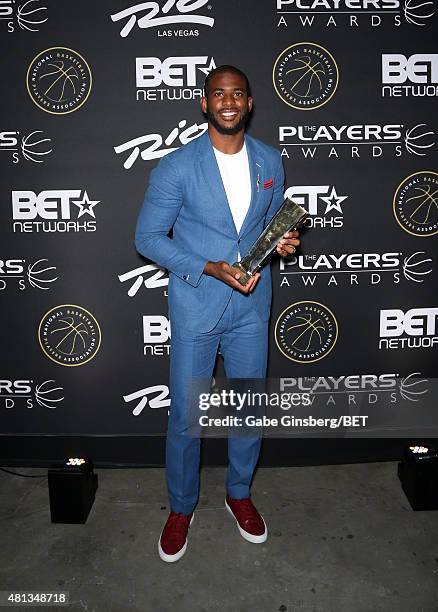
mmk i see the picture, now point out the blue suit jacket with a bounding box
[134,131,285,332]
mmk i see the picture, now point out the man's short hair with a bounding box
[204,65,251,97]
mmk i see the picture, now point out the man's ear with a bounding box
[200,96,207,114]
[248,96,253,112]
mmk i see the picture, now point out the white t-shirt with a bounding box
[213,143,251,235]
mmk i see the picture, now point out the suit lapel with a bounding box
[238,134,264,238]
[198,132,264,239]
[199,133,238,238]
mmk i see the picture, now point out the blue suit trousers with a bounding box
[166,289,269,515]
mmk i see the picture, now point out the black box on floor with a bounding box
[48,460,98,524]
[398,445,438,511]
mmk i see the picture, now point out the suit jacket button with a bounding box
[237,239,241,244]
[183,275,187,280]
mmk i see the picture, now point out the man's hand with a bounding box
[276,230,300,257]
[203,261,260,294]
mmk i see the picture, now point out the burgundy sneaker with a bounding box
[158,511,194,562]
[225,495,267,543]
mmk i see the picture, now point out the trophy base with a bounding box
[230,262,253,286]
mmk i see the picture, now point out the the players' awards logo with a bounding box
[0,257,58,291]
[38,305,101,366]
[393,171,438,237]
[0,378,64,410]
[273,43,338,110]
[26,47,92,115]
[1,129,53,164]
[275,301,338,363]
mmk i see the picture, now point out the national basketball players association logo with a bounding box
[26,47,92,115]
[273,43,338,110]
[393,171,438,237]
[275,301,338,363]
[38,305,101,366]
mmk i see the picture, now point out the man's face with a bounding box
[201,71,252,135]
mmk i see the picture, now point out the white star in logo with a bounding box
[198,58,216,78]
[320,186,348,215]
[72,191,100,218]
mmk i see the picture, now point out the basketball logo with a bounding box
[26,47,92,115]
[17,0,48,32]
[38,305,101,366]
[275,301,338,363]
[273,43,338,110]
[27,258,58,290]
[393,171,438,237]
[20,130,52,163]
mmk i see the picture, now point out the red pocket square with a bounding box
[263,179,273,189]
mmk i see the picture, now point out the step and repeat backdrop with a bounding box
[1,0,437,463]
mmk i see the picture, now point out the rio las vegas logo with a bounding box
[275,0,436,27]
[110,0,214,37]
[119,263,169,296]
[114,118,207,169]
[118,264,169,297]
[123,385,170,416]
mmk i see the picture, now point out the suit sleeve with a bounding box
[134,154,207,288]
[264,152,285,228]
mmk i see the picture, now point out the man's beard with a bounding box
[206,106,250,135]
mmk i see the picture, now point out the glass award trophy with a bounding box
[231,197,308,286]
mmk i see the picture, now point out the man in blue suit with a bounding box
[135,65,300,562]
